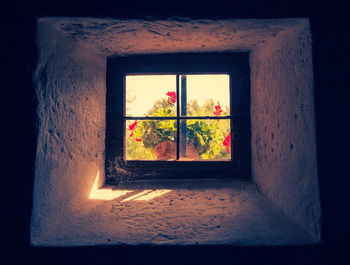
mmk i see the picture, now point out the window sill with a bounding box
[33,177,316,246]
[105,177,248,189]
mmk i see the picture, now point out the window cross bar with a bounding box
[124,116,234,120]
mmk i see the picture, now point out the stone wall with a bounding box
[250,22,321,240]
[30,17,321,245]
[31,20,106,244]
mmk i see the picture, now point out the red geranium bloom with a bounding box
[129,131,134,137]
[223,132,231,153]
[136,138,142,142]
[214,105,223,116]
[129,121,138,131]
[166,91,176,104]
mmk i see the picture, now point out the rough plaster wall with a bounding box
[250,22,321,240]
[46,17,305,56]
[31,20,106,243]
[31,179,314,246]
[31,17,320,246]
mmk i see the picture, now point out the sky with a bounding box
[125,74,230,116]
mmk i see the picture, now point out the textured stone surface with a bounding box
[250,22,321,240]
[31,17,320,246]
[31,20,106,241]
[46,17,305,56]
[32,179,314,246]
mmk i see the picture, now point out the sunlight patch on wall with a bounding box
[89,171,133,200]
[121,190,153,202]
[134,189,172,201]
[89,171,172,202]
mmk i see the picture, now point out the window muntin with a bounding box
[125,74,232,161]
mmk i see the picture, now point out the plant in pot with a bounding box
[128,91,231,160]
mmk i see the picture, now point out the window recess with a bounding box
[106,53,251,182]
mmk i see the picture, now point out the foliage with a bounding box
[127,92,231,160]
[132,98,177,149]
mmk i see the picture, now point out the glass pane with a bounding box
[180,74,230,117]
[126,119,177,160]
[126,75,177,117]
[179,119,231,160]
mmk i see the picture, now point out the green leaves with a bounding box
[127,97,231,160]
[133,118,177,149]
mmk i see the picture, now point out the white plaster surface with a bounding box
[31,17,320,246]
[33,177,314,246]
[47,17,305,56]
[250,22,321,240]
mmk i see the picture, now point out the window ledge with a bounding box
[32,178,316,246]
[107,178,249,189]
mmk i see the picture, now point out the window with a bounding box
[125,74,231,161]
[106,53,251,182]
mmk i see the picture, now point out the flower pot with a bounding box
[154,140,198,160]
[184,141,198,159]
[154,141,176,160]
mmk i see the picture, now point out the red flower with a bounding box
[129,131,134,137]
[166,91,176,104]
[213,105,222,116]
[136,138,142,142]
[129,121,138,131]
[223,133,231,153]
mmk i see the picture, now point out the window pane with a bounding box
[179,119,231,160]
[181,74,230,117]
[125,75,177,117]
[126,120,177,160]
